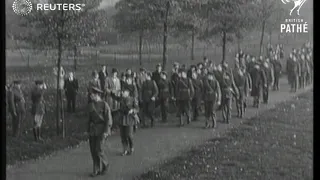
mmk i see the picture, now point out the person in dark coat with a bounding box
[64,72,79,112]
[175,69,194,126]
[111,88,138,156]
[88,71,101,104]
[271,56,282,91]
[31,80,47,141]
[170,63,180,115]
[250,65,267,108]
[203,72,221,128]
[152,64,162,87]
[220,71,237,123]
[141,72,159,127]
[157,71,171,123]
[299,54,307,89]
[190,71,203,121]
[8,80,26,137]
[98,65,108,91]
[261,62,272,104]
[286,54,299,92]
[87,87,112,177]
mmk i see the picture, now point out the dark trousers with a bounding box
[66,94,76,112]
[204,101,217,125]
[178,100,191,125]
[11,111,25,137]
[222,97,232,123]
[299,73,306,89]
[262,86,269,103]
[111,111,120,130]
[89,135,108,173]
[192,98,201,121]
[119,125,134,151]
[142,101,155,126]
[290,75,299,92]
[273,72,280,90]
[159,98,169,122]
[236,92,245,117]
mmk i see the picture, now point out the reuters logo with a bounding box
[12,0,33,16]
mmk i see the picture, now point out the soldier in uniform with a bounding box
[287,55,299,92]
[261,61,272,104]
[141,72,158,127]
[99,65,108,91]
[299,54,307,89]
[220,70,237,123]
[87,87,112,177]
[88,71,101,104]
[158,71,171,123]
[64,72,79,113]
[190,71,203,121]
[250,65,266,108]
[175,69,194,126]
[8,80,26,137]
[203,72,221,128]
[152,64,162,87]
[111,88,138,156]
[31,80,47,141]
[271,55,282,91]
[233,68,250,118]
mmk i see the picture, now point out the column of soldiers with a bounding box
[6,41,312,177]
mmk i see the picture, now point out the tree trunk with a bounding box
[56,38,62,136]
[259,20,266,56]
[222,31,227,63]
[191,29,195,60]
[73,45,77,71]
[139,30,143,66]
[162,1,170,70]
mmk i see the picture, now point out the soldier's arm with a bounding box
[152,80,159,98]
[104,103,113,133]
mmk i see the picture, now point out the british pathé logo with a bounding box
[281,0,307,16]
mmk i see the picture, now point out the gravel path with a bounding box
[6,78,312,180]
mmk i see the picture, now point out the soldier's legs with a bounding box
[226,98,232,122]
[204,101,212,128]
[160,98,168,122]
[236,100,241,117]
[263,87,269,103]
[178,100,185,126]
[119,125,129,155]
[192,98,200,121]
[185,100,192,124]
[34,114,44,141]
[147,101,155,127]
[95,135,109,172]
[294,75,298,92]
[126,125,134,154]
[89,136,99,173]
[66,95,72,112]
[211,110,217,128]
[71,94,76,112]
[274,73,280,90]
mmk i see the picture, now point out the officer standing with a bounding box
[141,72,158,127]
[31,80,47,141]
[271,55,282,91]
[220,70,236,123]
[190,71,203,121]
[233,69,250,118]
[203,72,221,128]
[158,71,171,123]
[261,61,272,104]
[8,80,26,137]
[175,69,194,126]
[87,87,112,177]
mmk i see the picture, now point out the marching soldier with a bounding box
[111,88,138,156]
[271,55,282,91]
[87,87,112,177]
[8,80,26,137]
[190,71,203,121]
[141,72,158,127]
[158,71,171,123]
[31,80,47,141]
[88,71,101,104]
[220,70,237,123]
[287,55,299,92]
[261,61,272,104]
[203,72,221,128]
[299,54,307,89]
[175,69,194,126]
[64,72,79,113]
[233,68,250,118]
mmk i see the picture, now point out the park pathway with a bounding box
[6,78,312,180]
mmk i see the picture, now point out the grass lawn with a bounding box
[136,91,313,180]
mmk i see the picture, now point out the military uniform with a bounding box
[141,78,158,127]
[158,73,171,122]
[261,64,272,103]
[233,70,250,118]
[271,59,282,91]
[286,58,299,92]
[175,72,194,126]
[220,72,236,123]
[250,66,266,108]
[31,80,47,141]
[87,87,112,177]
[191,75,203,121]
[203,75,221,128]
[8,81,26,137]
[299,57,307,89]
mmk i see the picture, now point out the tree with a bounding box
[199,0,256,63]
[113,0,157,66]
[19,0,102,137]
